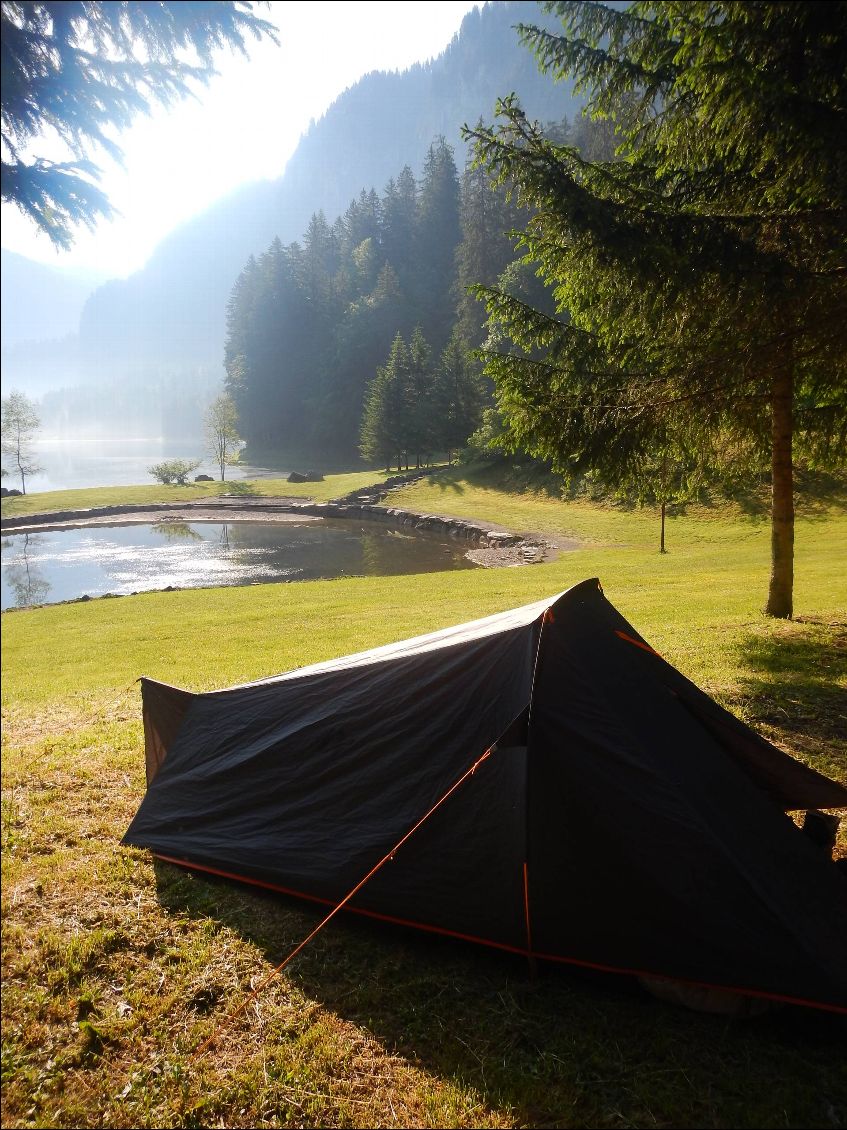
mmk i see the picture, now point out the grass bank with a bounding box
[2,469,846,1128]
[0,469,388,519]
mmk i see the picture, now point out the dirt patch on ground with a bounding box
[465,534,581,568]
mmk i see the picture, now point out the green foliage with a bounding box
[1,2,277,249]
[204,393,243,482]
[433,332,485,462]
[225,142,466,460]
[360,328,482,469]
[224,115,621,466]
[466,0,847,617]
[454,127,531,355]
[360,332,412,470]
[147,459,201,486]
[1,390,42,495]
[415,137,462,341]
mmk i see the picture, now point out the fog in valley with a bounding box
[1,2,576,491]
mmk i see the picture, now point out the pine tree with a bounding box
[432,331,485,464]
[2,2,276,248]
[381,167,418,300]
[454,133,526,352]
[406,327,435,467]
[360,333,411,471]
[416,137,461,348]
[224,254,262,437]
[467,0,847,617]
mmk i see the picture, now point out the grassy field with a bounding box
[2,468,846,1128]
[0,469,389,519]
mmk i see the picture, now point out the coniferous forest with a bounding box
[223,121,609,466]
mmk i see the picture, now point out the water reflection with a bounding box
[151,521,203,542]
[0,520,477,609]
[2,532,52,608]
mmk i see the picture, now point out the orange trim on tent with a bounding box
[153,851,531,958]
[154,852,847,1016]
[614,629,663,658]
[522,861,533,954]
[531,949,847,1016]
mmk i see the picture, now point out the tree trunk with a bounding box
[765,362,794,618]
[658,449,667,553]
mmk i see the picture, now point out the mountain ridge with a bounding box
[78,1,576,375]
[4,1,578,406]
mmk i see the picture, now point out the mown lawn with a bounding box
[0,469,389,519]
[2,470,846,1128]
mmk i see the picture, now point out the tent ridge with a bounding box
[125,578,847,1014]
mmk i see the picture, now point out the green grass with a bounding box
[0,469,391,519]
[2,469,846,1128]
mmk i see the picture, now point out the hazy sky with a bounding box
[1,1,481,279]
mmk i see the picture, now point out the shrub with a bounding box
[148,459,201,485]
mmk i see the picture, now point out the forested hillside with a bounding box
[4,2,585,450]
[224,113,611,463]
[77,2,576,382]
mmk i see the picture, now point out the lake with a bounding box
[16,436,286,494]
[1,519,479,609]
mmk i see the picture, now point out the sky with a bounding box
[1,1,481,279]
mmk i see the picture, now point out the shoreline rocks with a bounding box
[0,468,554,567]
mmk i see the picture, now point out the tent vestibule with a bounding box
[124,579,847,1013]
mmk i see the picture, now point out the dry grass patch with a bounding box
[1,698,511,1129]
[3,479,847,1127]
[3,684,847,1128]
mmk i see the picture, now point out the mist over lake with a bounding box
[21,435,285,493]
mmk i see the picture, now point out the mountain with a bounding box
[1,249,105,349]
[0,250,109,400]
[78,1,579,378]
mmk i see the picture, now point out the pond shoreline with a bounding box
[1,474,567,580]
[1,476,573,610]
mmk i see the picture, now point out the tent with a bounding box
[124,578,847,1013]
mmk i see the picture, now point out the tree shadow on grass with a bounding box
[725,619,847,788]
[422,461,566,499]
[710,472,847,521]
[154,859,846,1129]
[222,480,260,496]
[422,467,466,494]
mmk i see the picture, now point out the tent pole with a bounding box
[193,744,496,1059]
[522,608,550,983]
[523,862,537,981]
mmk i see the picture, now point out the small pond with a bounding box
[1,519,479,610]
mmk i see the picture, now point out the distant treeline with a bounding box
[224,118,612,463]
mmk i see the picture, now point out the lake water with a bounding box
[1,520,478,609]
[14,436,286,494]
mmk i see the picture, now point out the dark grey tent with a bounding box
[124,578,847,1013]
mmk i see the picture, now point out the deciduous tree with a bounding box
[148,459,200,486]
[205,393,243,482]
[1,390,42,494]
